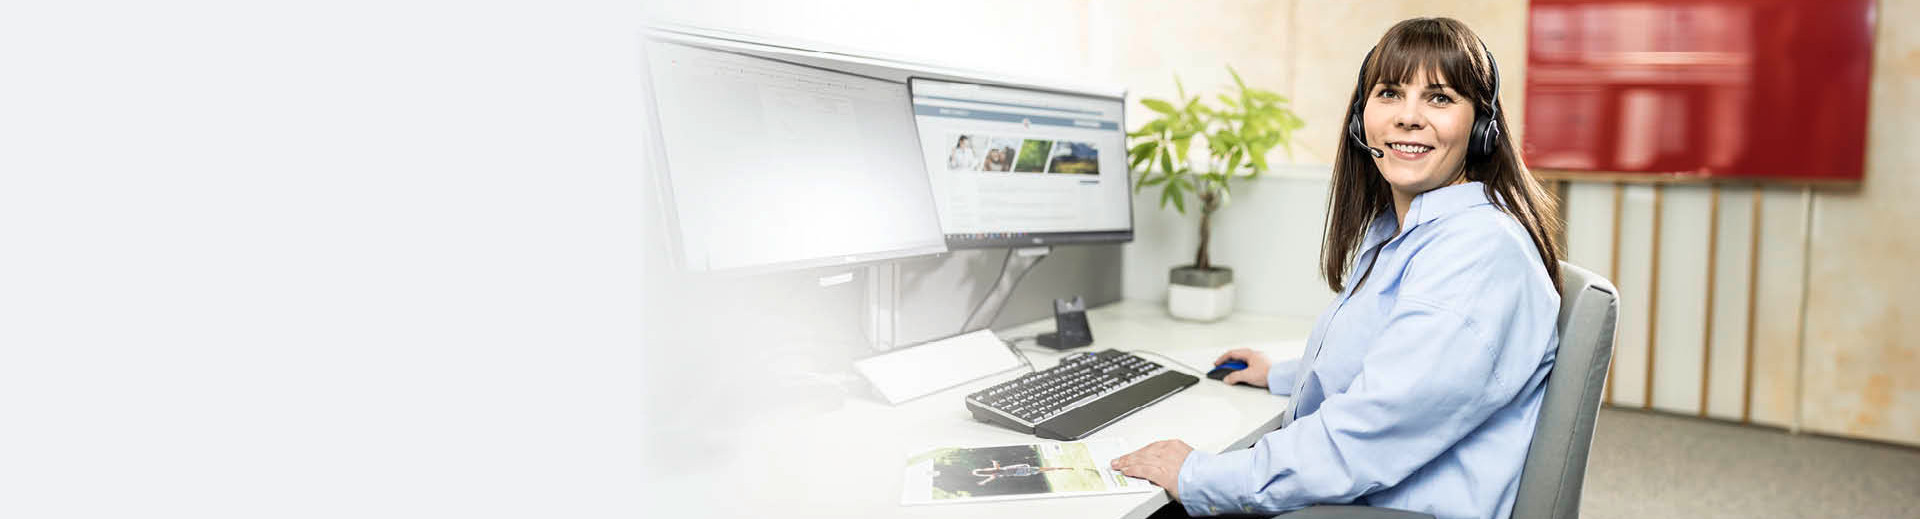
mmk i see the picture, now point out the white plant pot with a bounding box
[1168,282,1235,322]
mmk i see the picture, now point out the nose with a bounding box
[1392,101,1425,130]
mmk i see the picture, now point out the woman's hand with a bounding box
[1214,348,1272,387]
[1111,439,1194,499]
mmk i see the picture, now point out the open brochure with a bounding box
[901,438,1162,505]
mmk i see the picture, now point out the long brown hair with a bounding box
[1321,17,1563,292]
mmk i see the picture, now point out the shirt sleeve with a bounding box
[1175,228,1545,515]
[1265,358,1302,396]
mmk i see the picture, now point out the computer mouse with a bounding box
[1206,361,1248,381]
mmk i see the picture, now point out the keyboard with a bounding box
[965,349,1199,440]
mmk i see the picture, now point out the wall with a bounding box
[1096,0,1918,446]
[1548,0,1920,446]
[7,3,659,516]
[648,0,1919,446]
[1096,0,1530,316]
[1799,0,1920,446]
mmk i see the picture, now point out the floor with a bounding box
[1581,408,1920,518]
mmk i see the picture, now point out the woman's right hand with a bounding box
[1213,348,1272,387]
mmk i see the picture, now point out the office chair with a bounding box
[1270,262,1619,519]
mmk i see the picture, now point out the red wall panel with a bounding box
[1524,0,1877,183]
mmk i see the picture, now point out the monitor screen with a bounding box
[908,78,1132,248]
[645,39,948,273]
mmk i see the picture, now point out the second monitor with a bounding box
[909,78,1132,249]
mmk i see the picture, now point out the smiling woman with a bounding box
[1329,17,1562,293]
[1117,18,1570,519]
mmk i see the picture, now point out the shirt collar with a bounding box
[1362,181,1495,249]
[1405,181,1495,227]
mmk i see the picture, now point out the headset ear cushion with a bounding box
[1469,114,1495,158]
[1348,112,1363,145]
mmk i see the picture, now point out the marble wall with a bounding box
[1798,0,1920,446]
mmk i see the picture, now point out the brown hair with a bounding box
[1321,17,1563,292]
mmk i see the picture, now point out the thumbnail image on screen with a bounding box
[946,135,988,171]
[1046,141,1098,175]
[981,137,1019,172]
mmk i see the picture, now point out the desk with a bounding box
[652,300,1314,518]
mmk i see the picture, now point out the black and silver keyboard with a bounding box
[965,349,1199,440]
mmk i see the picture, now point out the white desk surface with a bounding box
[656,300,1314,518]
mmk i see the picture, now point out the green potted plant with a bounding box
[1128,67,1303,322]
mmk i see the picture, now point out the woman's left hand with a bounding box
[1111,439,1194,499]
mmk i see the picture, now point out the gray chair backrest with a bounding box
[1511,262,1618,519]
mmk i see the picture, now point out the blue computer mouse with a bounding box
[1207,361,1248,381]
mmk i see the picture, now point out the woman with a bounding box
[948,135,979,170]
[1112,18,1564,519]
[982,147,1009,172]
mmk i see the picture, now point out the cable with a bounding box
[960,249,1016,335]
[1001,334,1087,367]
[959,247,1049,335]
[999,337,1036,373]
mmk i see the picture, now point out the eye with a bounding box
[1427,93,1455,105]
[1376,87,1401,100]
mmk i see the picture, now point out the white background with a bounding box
[2,1,654,517]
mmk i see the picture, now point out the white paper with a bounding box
[855,329,1022,405]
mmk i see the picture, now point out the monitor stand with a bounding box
[959,246,1052,334]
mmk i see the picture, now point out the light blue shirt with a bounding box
[1177,182,1560,519]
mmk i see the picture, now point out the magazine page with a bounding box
[900,438,1161,505]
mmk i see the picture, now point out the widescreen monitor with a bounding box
[908,78,1132,249]
[644,37,948,273]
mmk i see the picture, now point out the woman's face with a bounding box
[1362,67,1475,196]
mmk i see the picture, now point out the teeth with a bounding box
[1390,143,1432,153]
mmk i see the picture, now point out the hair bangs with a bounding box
[1362,20,1491,104]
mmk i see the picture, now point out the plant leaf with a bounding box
[1168,177,1187,214]
[1134,167,1161,193]
[1215,93,1239,109]
[1128,141,1157,169]
[1211,130,1239,148]
[1142,98,1177,115]
[1138,171,1169,187]
[1161,176,1186,214]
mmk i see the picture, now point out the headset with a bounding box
[1346,40,1503,160]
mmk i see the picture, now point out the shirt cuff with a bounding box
[1177,449,1254,516]
[1266,358,1302,396]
